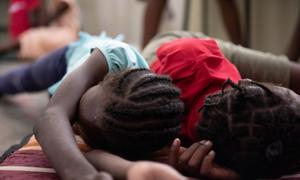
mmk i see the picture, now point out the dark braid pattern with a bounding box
[99,68,184,158]
[197,79,300,179]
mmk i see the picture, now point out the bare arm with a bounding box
[216,0,243,46]
[85,150,134,180]
[34,49,109,180]
[142,0,168,48]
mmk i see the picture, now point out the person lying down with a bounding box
[1,75,300,180]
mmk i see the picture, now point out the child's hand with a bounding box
[97,172,113,180]
[66,171,113,180]
[127,161,187,180]
[85,172,113,180]
[169,139,240,180]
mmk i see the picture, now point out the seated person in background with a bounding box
[1,0,80,60]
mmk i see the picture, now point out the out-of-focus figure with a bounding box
[141,0,244,48]
[1,0,81,60]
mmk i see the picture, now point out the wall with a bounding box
[77,0,185,49]
[188,0,299,55]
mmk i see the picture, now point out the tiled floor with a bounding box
[0,59,48,156]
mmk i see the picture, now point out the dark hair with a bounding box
[91,68,184,158]
[197,79,300,179]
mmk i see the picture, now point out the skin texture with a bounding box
[86,150,190,180]
[142,0,167,48]
[34,49,110,180]
[85,150,133,180]
[77,85,108,148]
[127,162,188,180]
[169,139,240,179]
[84,138,240,180]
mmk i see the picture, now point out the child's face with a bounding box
[77,84,109,148]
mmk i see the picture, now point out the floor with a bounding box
[0,59,48,157]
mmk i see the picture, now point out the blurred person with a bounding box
[141,0,244,48]
[0,0,80,60]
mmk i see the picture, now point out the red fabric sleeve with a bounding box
[151,38,241,143]
[26,0,41,11]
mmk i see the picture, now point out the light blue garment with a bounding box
[48,32,149,94]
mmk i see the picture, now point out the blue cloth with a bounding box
[0,46,68,94]
[48,32,149,94]
[0,32,149,95]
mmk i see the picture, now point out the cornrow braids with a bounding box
[197,79,300,179]
[99,68,184,158]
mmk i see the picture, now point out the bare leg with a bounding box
[216,0,244,46]
[286,14,300,62]
[142,0,168,48]
[289,61,300,94]
[0,41,20,56]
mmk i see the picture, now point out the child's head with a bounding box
[197,79,300,179]
[77,68,184,158]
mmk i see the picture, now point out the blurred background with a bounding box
[0,0,299,54]
[0,0,299,157]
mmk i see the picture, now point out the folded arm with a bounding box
[34,49,109,180]
[85,150,134,180]
[85,150,191,180]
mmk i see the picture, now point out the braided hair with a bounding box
[197,79,300,179]
[86,68,184,158]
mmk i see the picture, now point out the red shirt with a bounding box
[151,38,241,144]
[9,0,41,39]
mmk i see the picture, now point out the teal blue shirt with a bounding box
[48,32,149,94]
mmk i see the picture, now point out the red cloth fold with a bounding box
[151,38,241,143]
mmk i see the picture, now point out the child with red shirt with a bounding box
[151,38,241,145]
